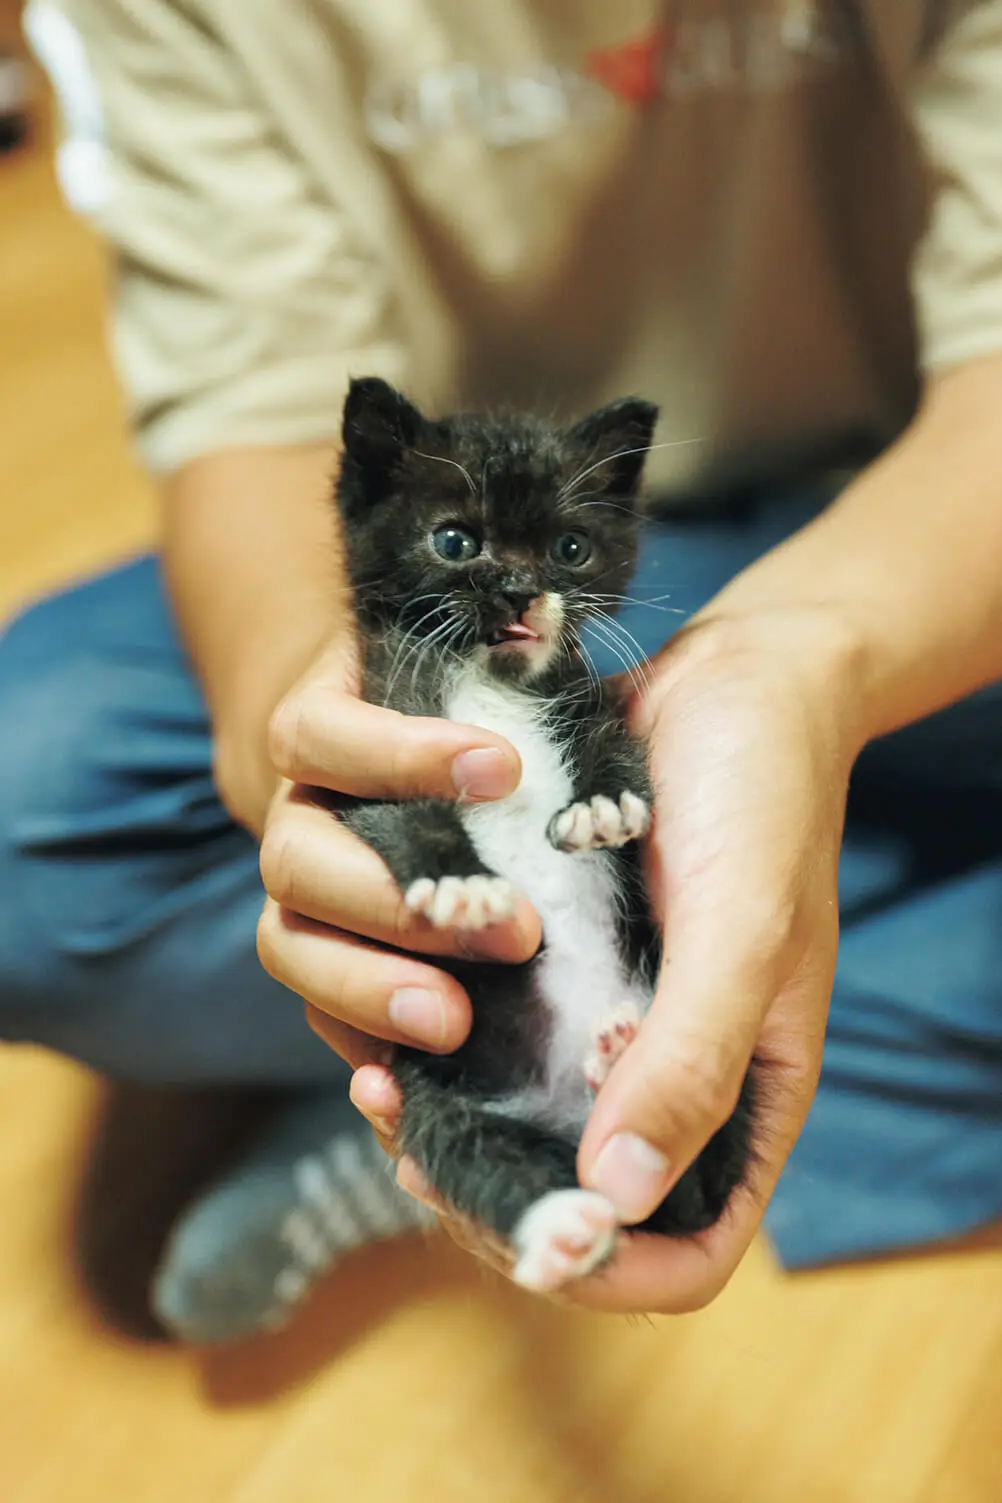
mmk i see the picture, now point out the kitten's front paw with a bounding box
[548,791,650,852]
[512,1189,618,1293]
[405,874,517,931]
[584,1001,642,1091]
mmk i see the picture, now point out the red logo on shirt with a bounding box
[584,26,670,106]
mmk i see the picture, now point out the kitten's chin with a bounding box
[479,636,558,681]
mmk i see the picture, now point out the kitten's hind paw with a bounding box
[404,874,517,931]
[584,1001,642,1091]
[512,1189,618,1293]
[548,791,650,852]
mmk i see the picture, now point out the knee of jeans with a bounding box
[0,647,95,984]
[0,606,163,1005]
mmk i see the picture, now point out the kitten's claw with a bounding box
[405,874,517,931]
[584,1001,642,1090]
[512,1190,618,1293]
[548,791,651,852]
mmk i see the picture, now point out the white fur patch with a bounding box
[445,667,652,1131]
[512,1189,618,1291]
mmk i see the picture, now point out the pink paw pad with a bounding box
[584,1002,641,1090]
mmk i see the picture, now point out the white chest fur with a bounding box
[445,668,651,1130]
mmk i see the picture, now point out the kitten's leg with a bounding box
[395,1061,618,1293]
[549,716,653,853]
[342,799,516,930]
[511,1190,619,1292]
[584,1001,642,1091]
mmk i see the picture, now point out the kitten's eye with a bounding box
[431,525,481,563]
[552,531,592,567]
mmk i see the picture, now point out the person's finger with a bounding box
[260,793,541,962]
[569,1029,822,1312]
[258,900,473,1051]
[350,1075,519,1273]
[347,1036,795,1313]
[348,1061,403,1148]
[269,685,521,802]
[305,1005,388,1071]
[578,950,773,1223]
[578,883,829,1226]
[394,1155,450,1212]
[564,1196,753,1314]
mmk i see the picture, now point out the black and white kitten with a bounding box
[336,378,752,1293]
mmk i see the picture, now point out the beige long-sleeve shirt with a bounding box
[28,1,1002,498]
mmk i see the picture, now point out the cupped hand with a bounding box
[256,639,542,1068]
[348,608,864,1312]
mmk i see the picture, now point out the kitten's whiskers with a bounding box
[558,437,704,504]
[413,450,477,495]
[384,604,449,704]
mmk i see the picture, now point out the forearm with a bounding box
[163,443,351,834]
[692,353,1002,747]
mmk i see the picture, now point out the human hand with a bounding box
[256,638,542,1067]
[350,607,862,1311]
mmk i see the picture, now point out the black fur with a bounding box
[336,377,753,1256]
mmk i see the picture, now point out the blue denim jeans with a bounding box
[3,490,1002,1269]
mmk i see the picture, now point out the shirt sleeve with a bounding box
[31,0,406,473]
[910,1,1002,376]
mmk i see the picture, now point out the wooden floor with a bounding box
[3,69,1002,1503]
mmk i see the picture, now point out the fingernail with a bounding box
[388,987,447,1047]
[588,1133,671,1223]
[452,748,513,801]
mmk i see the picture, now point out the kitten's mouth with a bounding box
[480,594,562,678]
[487,619,541,649]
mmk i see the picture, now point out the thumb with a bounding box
[577,916,780,1225]
[270,679,522,803]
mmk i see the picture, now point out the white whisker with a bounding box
[413,450,477,494]
[585,612,654,697]
[406,616,460,700]
[573,590,686,617]
[558,438,704,503]
[383,604,449,704]
[584,619,647,687]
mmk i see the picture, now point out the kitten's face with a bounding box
[338,380,659,682]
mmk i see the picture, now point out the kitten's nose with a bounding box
[501,588,537,616]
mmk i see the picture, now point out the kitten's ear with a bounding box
[566,397,660,496]
[341,377,424,473]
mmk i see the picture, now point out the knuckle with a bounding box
[389,889,421,943]
[268,693,311,776]
[255,899,284,978]
[384,737,427,801]
[641,1043,741,1146]
[258,821,299,907]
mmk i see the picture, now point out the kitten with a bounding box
[336,377,753,1292]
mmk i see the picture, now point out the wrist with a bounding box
[650,601,873,766]
[214,621,356,836]
[162,442,352,835]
